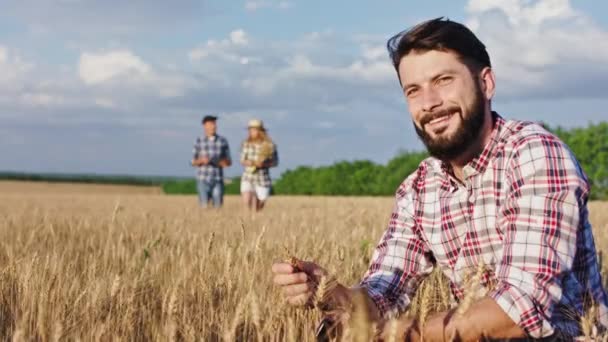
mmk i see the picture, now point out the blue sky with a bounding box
[1,0,607,177]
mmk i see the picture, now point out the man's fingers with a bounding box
[273,272,308,286]
[282,282,311,297]
[286,293,310,306]
[272,262,294,274]
[272,261,326,308]
[299,261,327,277]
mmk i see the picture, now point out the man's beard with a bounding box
[414,87,486,162]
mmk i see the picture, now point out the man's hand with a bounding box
[387,298,527,342]
[420,311,453,342]
[272,261,327,306]
[192,157,210,166]
[242,160,254,167]
[376,312,468,342]
[218,159,231,168]
[377,315,420,341]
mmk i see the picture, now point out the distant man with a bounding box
[272,18,608,341]
[191,115,232,208]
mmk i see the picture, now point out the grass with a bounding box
[0,182,607,340]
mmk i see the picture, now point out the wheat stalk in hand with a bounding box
[247,141,274,173]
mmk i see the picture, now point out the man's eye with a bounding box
[406,88,419,97]
[437,77,453,85]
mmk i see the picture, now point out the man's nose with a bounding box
[421,88,442,112]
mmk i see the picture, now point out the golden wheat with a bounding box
[455,259,485,317]
[0,182,607,340]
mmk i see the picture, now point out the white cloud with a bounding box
[466,0,608,99]
[1,0,208,37]
[0,46,200,120]
[20,92,66,107]
[0,47,7,63]
[467,0,576,26]
[278,1,292,9]
[245,0,293,11]
[361,44,387,61]
[78,50,150,85]
[0,45,33,85]
[244,1,264,11]
[317,104,348,113]
[317,121,336,129]
[189,30,252,63]
[10,1,606,130]
[2,0,607,178]
[184,29,399,124]
[94,97,115,109]
[188,48,208,61]
[230,29,248,45]
[238,49,393,97]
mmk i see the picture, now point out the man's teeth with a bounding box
[429,114,451,124]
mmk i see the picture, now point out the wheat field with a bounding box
[1,181,607,341]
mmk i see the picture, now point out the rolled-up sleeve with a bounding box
[240,142,248,163]
[491,135,588,338]
[221,138,231,163]
[359,183,433,318]
[193,138,201,159]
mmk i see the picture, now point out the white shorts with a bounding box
[240,181,271,201]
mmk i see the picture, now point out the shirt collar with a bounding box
[204,134,218,141]
[467,112,504,176]
[439,111,504,179]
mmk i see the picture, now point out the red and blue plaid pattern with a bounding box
[360,113,608,339]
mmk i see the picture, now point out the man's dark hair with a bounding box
[202,115,218,124]
[387,17,491,81]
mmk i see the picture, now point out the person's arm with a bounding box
[219,139,232,168]
[380,135,583,341]
[268,145,279,168]
[191,139,209,166]
[315,183,434,339]
[240,142,253,167]
[419,134,588,341]
[256,147,278,168]
[413,298,524,341]
[485,134,588,339]
[192,139,199,165]
[358,179,434,323]
[272,174,433,337]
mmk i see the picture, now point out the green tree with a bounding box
[551,122,608,200]
[162,121,607,199]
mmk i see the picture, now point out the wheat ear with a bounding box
[456,260,485,316]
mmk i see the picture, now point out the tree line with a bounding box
[163,122,607,200]
[0,171,174,187]
[551,122,608,200]
[4,122,603,199]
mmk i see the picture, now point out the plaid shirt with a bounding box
[240,140,279,187]
[360,113,608,339]
[193,135,231,182]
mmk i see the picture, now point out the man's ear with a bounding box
[479,67,496,101]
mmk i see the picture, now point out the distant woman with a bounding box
[240,119,279,212]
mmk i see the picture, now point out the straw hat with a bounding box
[247,119,265,130]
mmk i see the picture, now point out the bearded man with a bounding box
[272,18,608,341]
